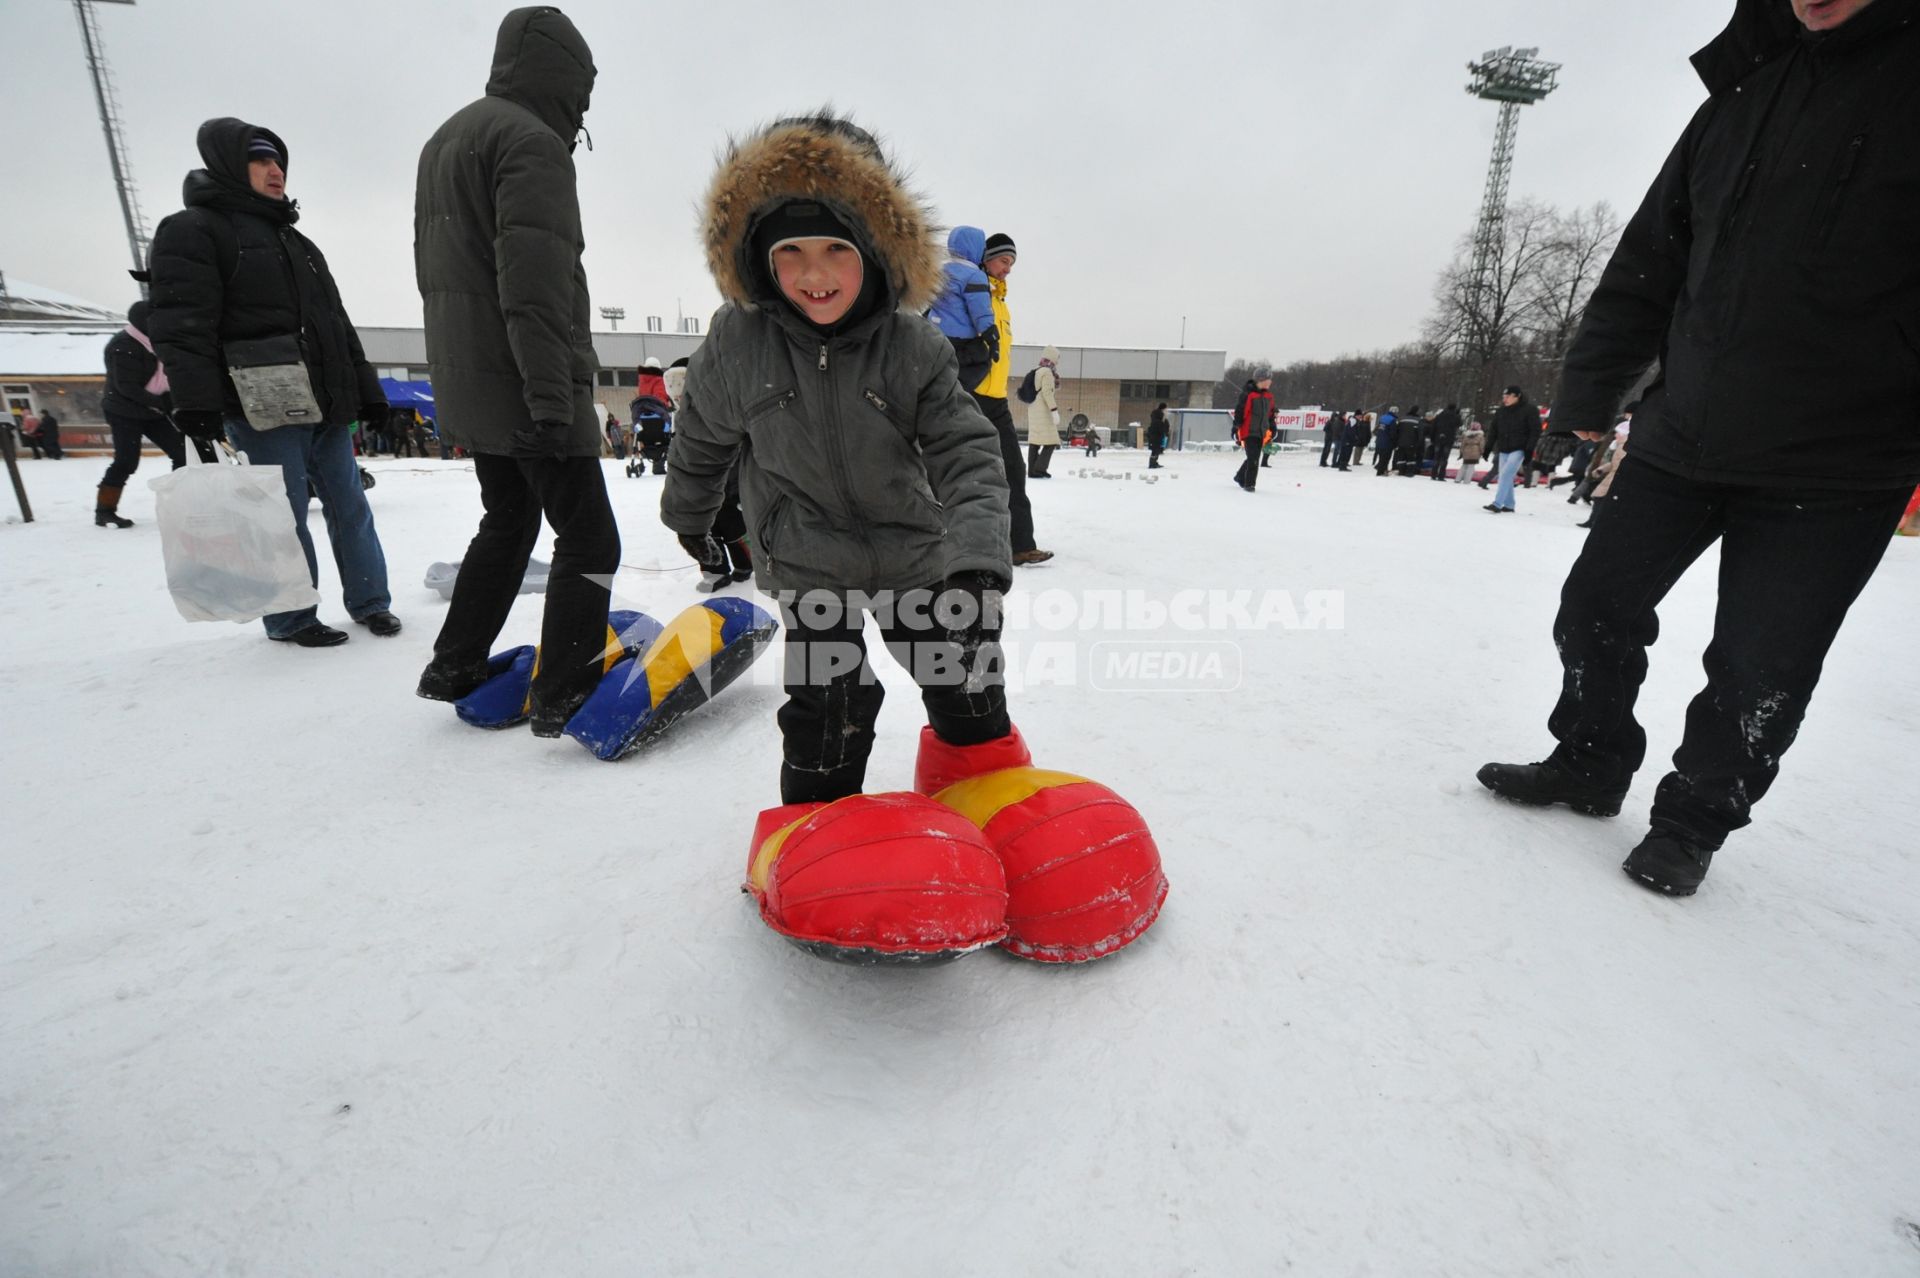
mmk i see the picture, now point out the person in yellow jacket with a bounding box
[1026,346,1062,477]
[966,232,1050,563]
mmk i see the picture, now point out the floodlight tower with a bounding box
[73,0,150,282]
[1462,46,1560,349]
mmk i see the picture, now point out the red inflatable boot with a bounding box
[744,793,1010,964]
[913,724,1033,795]
[935,767,1169,964]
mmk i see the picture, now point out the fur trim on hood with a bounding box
[700,110,944,314]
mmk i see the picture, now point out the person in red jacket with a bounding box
[1232,376,1275,492]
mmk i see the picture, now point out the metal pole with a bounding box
[1,429,33,523]
[73,0,150,284]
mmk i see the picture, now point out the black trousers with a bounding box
[1373,442,1393,475]
[971,393,1035,553]
[1233,434,1263,489]
[776,588,1011,803]
[436,453,621,714]
[100,411,204,488]
[1319,434,1336,466]
[1332,439,1353,469]
[1545,458,1908,847]
[1430,444,1454,481]
[1027,443,1057,476]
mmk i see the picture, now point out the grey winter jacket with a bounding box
[660,113,1009,595]
[413,7,601,456]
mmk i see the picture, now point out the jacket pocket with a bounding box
[861,387,918,446]
[753,490,792,564]
[745,386,799,429]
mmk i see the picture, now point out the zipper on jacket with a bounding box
[814,339,880,584]
[1811,133,1866,249]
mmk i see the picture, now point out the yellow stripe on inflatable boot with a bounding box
[642,607,728,708]
[935,768,1090,828]
[750,809,825,894]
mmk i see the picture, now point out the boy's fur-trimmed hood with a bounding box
[701,111,944,314]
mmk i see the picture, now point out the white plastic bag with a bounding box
[149,443,320,622]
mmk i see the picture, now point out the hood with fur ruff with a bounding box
[700,111,944,315]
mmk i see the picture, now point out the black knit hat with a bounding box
[1505,384,1524,398]
[247,131,284,165]
[749,199,861,275]
[983,232,1016,264]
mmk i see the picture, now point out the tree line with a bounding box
[1217,199,1625,421]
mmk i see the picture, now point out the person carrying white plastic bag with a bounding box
[150,444,320,622]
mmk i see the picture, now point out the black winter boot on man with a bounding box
[416,655,492,701]
[1622,830,1716,897]
[273,621,350,648]
[94,484,134,528]
[1476,760,1627,817]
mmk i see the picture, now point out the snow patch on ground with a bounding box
[3,451,1918,1276]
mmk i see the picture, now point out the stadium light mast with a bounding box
[599,306,626,332]
[1462,46,1559,365]
[73,0,150,286]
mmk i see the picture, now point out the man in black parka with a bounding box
[147,118,397,647]
[1479,0,1920,896]
[413,5,620,735]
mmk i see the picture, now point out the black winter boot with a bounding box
[416,655,492,701]
[95,484,134,528]
[1622,831,1716,896]
[1476,760,1627,817]
[272,622,350,648]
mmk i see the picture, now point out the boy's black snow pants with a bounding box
[1544,458,1908,848]
[776,588,1011,804]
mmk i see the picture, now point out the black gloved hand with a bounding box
[935,569,1008,670]
[174,409,226,442]
[359,401,390,431]
[508,419,572,461]
[678,532,729,576]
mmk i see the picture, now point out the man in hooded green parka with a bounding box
[413,6,620,736]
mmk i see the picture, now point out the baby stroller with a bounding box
[625,394,672,478]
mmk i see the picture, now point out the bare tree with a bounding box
[1529,201,1624,401]
[1425,197,1562,412]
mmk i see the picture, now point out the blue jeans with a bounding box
[1492,450,1526,510]
[226,418,390,638]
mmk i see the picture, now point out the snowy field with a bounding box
[4,445,1919,1277]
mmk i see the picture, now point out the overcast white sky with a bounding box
[1,0,1730,362]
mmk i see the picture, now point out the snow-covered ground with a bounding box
[4,445,1918,1277]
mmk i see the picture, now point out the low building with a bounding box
[3,318,1227,451]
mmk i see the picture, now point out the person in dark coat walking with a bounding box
[1336,410,1366,470]
[147,117,397,647]
[1482,387,1537,511]
[93,299,210,527]
[1478,0,1920,896]
[1146,402,1170,468]
[412,6,621,735]
[34,410,63,460]
[1427,404,1462,481]
[1393,405,1425,476]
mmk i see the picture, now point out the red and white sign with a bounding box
[1275,407,1334,433]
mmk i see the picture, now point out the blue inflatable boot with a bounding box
[565,597,778,760]
[453,610,664,730]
